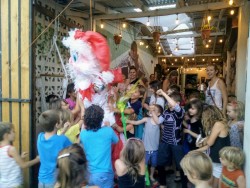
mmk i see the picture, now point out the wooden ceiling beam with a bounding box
[78,0,118,14]
[137,32,225,40]
[158,53,222,57]
[94,2,239,20]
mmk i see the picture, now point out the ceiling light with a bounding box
[122,23,127,28]
[156,42,159,45]
[158,50,161,53]
[158,46,161,50]
[191,68,193,70]
[175,14,179,24]
[229,0,233,6]
[212,58,215,61]
[202,59,205,61]
[100,21,104,29]
[192,58,195,61]
[216,58,219,61]
[171,63,174,65]
[170,54,173,57]
[208,39,212,43]
[188,59,190,61]
[181,57,184,59]
[134,8,142,12]
[219,39,223,43]
[230,10,235,15]
[207,15,212,22]
[146,17,150,26]
[175,59,177,62]
[206,44,209,48]
[146,45,149,48]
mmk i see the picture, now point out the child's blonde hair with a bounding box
[59,109,72,125]
[227,101,245,121]
[180,151,212,181]
[219,146,244,170]
[0,122,13,141]
[202,105,227,135]
[120,138,145,183]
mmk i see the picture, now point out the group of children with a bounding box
[0,70,247,188]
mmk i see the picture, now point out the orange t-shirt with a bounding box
[220,166,244,188]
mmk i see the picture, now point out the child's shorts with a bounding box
[145,150,158,167]
[212,162,222,178]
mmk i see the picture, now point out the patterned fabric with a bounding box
[229,122,243,148]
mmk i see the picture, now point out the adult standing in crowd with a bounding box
[126,66,145,86]
[162,70,178,92]
[205,64,228,115]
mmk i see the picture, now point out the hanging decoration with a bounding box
[114,33,122,45]
[152,15,161,42]
[201,11,216,40]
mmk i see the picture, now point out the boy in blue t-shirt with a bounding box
[37,110,72,188]
[155,89,188,188]
[80,104,118,188]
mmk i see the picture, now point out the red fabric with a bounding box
[112,130,123,171]
[79,85,94,101]
[111,68,123,84]
[74,30,110,71]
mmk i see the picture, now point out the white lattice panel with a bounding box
[35,0,84,124]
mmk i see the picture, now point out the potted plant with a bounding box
[114,34,122,45]
[201,23,216,40]
[152,31,161,42]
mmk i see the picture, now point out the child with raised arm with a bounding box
[127,104,164,183]
[37,110,72,188]
[219,146,246,188]
[155,89,187,188]
[80,105,118,188]
[0,122,39,188]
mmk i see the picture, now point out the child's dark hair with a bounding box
[169,84,180,92]
[169,92,182,103]
[0,122,13,141]
[187,99,203,118]
[129,66,137,72]
[84,105,104,131]
[38,110,60,132]
[138,85,146,97]
[56,144,88,188]
[154,104,163,114]
[66,83,75,98]
[48,98,63,110]
[149,80,161,92]
[188,91,200,100]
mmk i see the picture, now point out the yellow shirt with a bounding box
[57,123,80,143]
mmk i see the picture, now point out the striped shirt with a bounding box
[0,145,22,188]
[161,104,184,145]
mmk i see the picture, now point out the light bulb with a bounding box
[230,10,235,15]
[146,45,149,48]
[122,23,126,28]
[146,17,150,26]
[229,0,233,6]
[100,23,104,29]
[175,14,179,24]
[207,15,212,21]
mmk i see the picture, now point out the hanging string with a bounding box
[9,0,74,70]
